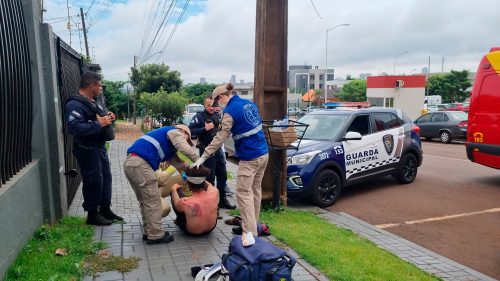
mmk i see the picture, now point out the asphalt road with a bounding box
[327,140,500,279]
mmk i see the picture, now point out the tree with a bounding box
[337,80,367,102]
[181,83,217,104]
[141,90,189,126]
[428,70,471,103]
[129,63,182,94]
[103,80,128,118]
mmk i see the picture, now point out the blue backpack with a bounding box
[221,235,296,281]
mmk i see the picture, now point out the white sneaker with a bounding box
[242,232,255,247]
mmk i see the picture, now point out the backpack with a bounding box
[221,235,296,281]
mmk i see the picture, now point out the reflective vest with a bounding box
[127,126,176,170]
[224,96,268,160]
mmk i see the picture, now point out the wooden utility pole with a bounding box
[80,8,90,59]
[254,0,288,206]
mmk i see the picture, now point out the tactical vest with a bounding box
[224,96,268,161]
[197,110,222,147]
[127,126,176,170]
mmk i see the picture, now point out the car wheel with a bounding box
[439,131,452,143]
[395,153,418,184]
[312,170,341,208]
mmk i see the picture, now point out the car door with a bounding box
[371,113,405,169]
[341,114,380,180]
[415,113,432,137]
[429,112,445,137]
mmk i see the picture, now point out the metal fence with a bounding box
[0,0,33,188]
[55,37,83,206]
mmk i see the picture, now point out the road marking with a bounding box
[423,154,469,162]
[376,207,500,229]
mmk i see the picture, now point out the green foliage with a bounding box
[427,70,472,103]
[141,90,189,126]
[103,80,128,118]
[5,216,104,281]
[260,209,440,281]
[181,83,217,104]
[337,79,367,102]
[129,63,183,94]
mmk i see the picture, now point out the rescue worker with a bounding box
[189,95,235,209]
[65,71,123,226]
[123,125,199,244]
[192,83,269,246]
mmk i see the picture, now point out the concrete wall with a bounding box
[0,0,68,277]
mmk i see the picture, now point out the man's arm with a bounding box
[167,129,199,162]
[202,113,233,157]
[188,113,205,137]
[65,101,103,136]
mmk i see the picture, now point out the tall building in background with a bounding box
[200,77,206,84]
[288,65,334,94]
[230,74,236,85]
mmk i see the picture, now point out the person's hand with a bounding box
[204,122,214,131]
[107,111,116,122]
[97,114,112,127]
[190,155,207,168]
[171,183,181,191]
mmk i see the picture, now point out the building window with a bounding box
[309,84,314,89]
[368,97,384,107]
[327,74,334,81]
[319,84,323,89]
[384,98,394,107]
[319,74,324,81]
[241,91,248,95]
[309,74,314,81]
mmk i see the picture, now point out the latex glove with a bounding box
[191,155,207,168]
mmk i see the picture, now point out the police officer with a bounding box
[65,71,123,226]
[192,83,269,246]
[189,96,235,210]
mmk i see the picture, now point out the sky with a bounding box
[43,0,500,85]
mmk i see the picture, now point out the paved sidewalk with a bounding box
[69,140,327,281]
[69,138,497,281]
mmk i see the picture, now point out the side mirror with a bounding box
[342,131,362,141]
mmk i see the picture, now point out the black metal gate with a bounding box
[55,37,83,206]
[0,0,33,188]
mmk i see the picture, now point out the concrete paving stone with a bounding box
[93,271,123,281]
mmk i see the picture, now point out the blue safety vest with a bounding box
[224,96,268,160]
[127,126,176,170]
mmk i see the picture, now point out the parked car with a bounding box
[446,102,470,112]
[301,106,322,114]
[181,103,204,125]
[414,111,468,143]
[427,105,439,112]
[436,104,448,111]
[287,108,422,207]
[287,107,302,116]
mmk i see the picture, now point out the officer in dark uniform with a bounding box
[189,95,235,209]
[65,71,123,226]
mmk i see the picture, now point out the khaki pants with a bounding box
[123,155,164,240]
[236,153,269,235]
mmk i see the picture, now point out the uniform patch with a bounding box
[69,115,75,121]
[383,134,394,155]
[71,110,81,117]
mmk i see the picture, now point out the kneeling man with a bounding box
[171,166,219,236]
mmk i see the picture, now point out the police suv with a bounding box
[287,108,423,207]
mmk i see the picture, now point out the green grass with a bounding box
[5,217,103,281]
[260,209,441,281]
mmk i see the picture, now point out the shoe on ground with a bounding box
[218,198,236,210]
[225,186,234,197]
[100,207,124,221]
[86,212,113,226]
[143,231,169,241]
[146,232,174,244]
[232,226,243,235]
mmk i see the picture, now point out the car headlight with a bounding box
[287,150,321,165]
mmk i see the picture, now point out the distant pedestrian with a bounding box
[189,95,235,209]
[65,71,123,226]
[192,83,269,246]
[124,125,199,244]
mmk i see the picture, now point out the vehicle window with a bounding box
[188,105,204,113]
[431,113,444,122]
[443,114,449,122]
[416,114,431,123]
[372,113,400,131]
[298,114,349,140]
[448,111,468,120]
[346,115,371,135]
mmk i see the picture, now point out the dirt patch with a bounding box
[114,122,144,141]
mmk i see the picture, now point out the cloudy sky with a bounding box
[43,0,500,84]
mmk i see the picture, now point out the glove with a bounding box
[191,155,207,168]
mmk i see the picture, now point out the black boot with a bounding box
[87,210,112,226]
[218,197,236,210]
[100,204,124,221]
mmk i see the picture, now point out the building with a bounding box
[288,65,335,96]
[366,75,426,120]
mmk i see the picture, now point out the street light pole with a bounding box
[325,23,350,105]
[393,51,408,75]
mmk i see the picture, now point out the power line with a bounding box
[86,0,97,14]
[310,0,322,19]
[154,0,190,63]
